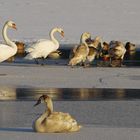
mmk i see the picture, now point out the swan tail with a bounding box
[69,124,82,132]
[68,56,83,66]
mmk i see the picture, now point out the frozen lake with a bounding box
[0,87,140,101]
[0,1,140,139]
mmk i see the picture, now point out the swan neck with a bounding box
[50,29,59,45]
[36,97,53,124]
[35,110,48,127]
[80,36,88,47]
[2,23,16,48]
[46,98,53,116]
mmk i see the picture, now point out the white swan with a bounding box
[24,27,64,64]
[33,95,81,133]
[0,21,17,62]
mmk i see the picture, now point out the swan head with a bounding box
[54,27,64,37]
[34,95,50,106]
[6,21,17,30]
[80,32,91,43]
[58,28,64,37]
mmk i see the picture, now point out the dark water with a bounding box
[11,44,140,66]
[1,88,140,101]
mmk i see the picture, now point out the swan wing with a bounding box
[45,112,80,132]
[25,39,47,53]
[25,40,59,59]
[0,44,16,62]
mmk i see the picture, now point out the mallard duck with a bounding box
[33,95,81,133]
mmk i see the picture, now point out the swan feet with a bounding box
[34,58,46,65]
[35,59,39,64]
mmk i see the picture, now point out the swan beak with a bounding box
[34,99,41,106]
[61,31,64,37]
[12,23,17,30]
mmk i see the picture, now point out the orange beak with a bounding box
[61,31,64,37]
[12,23,17,30]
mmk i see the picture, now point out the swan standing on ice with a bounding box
[68,32,91,67]
[0,21,17,62]
[33,95,82,133]
[25,27,64,64]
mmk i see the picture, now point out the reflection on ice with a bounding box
[0,87,140,101]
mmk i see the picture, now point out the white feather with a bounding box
[24,27,64,60]
[0,21,17,62]
[0,44,17,62]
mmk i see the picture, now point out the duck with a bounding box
[6,56,15,62]
[99,42,110,61]
[33,95,81,133]
[86,36,103,66]
[108,41,126,67]
[48,50,61,59]
[68,32,91,67]
[24,27,64,64]
[15,41,25,54]
[0,21,17,63]
[125,42,136,52]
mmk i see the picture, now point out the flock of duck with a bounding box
[0,20,136,67]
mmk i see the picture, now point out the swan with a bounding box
[0,21,17,62]
[33,95,81,133]
[24,27,64,64]
[109,41,126,67]
[68,32,91,67]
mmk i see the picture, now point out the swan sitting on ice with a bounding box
[0,21,17,62]
[33,95,82,133]
[24,27,64,64]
